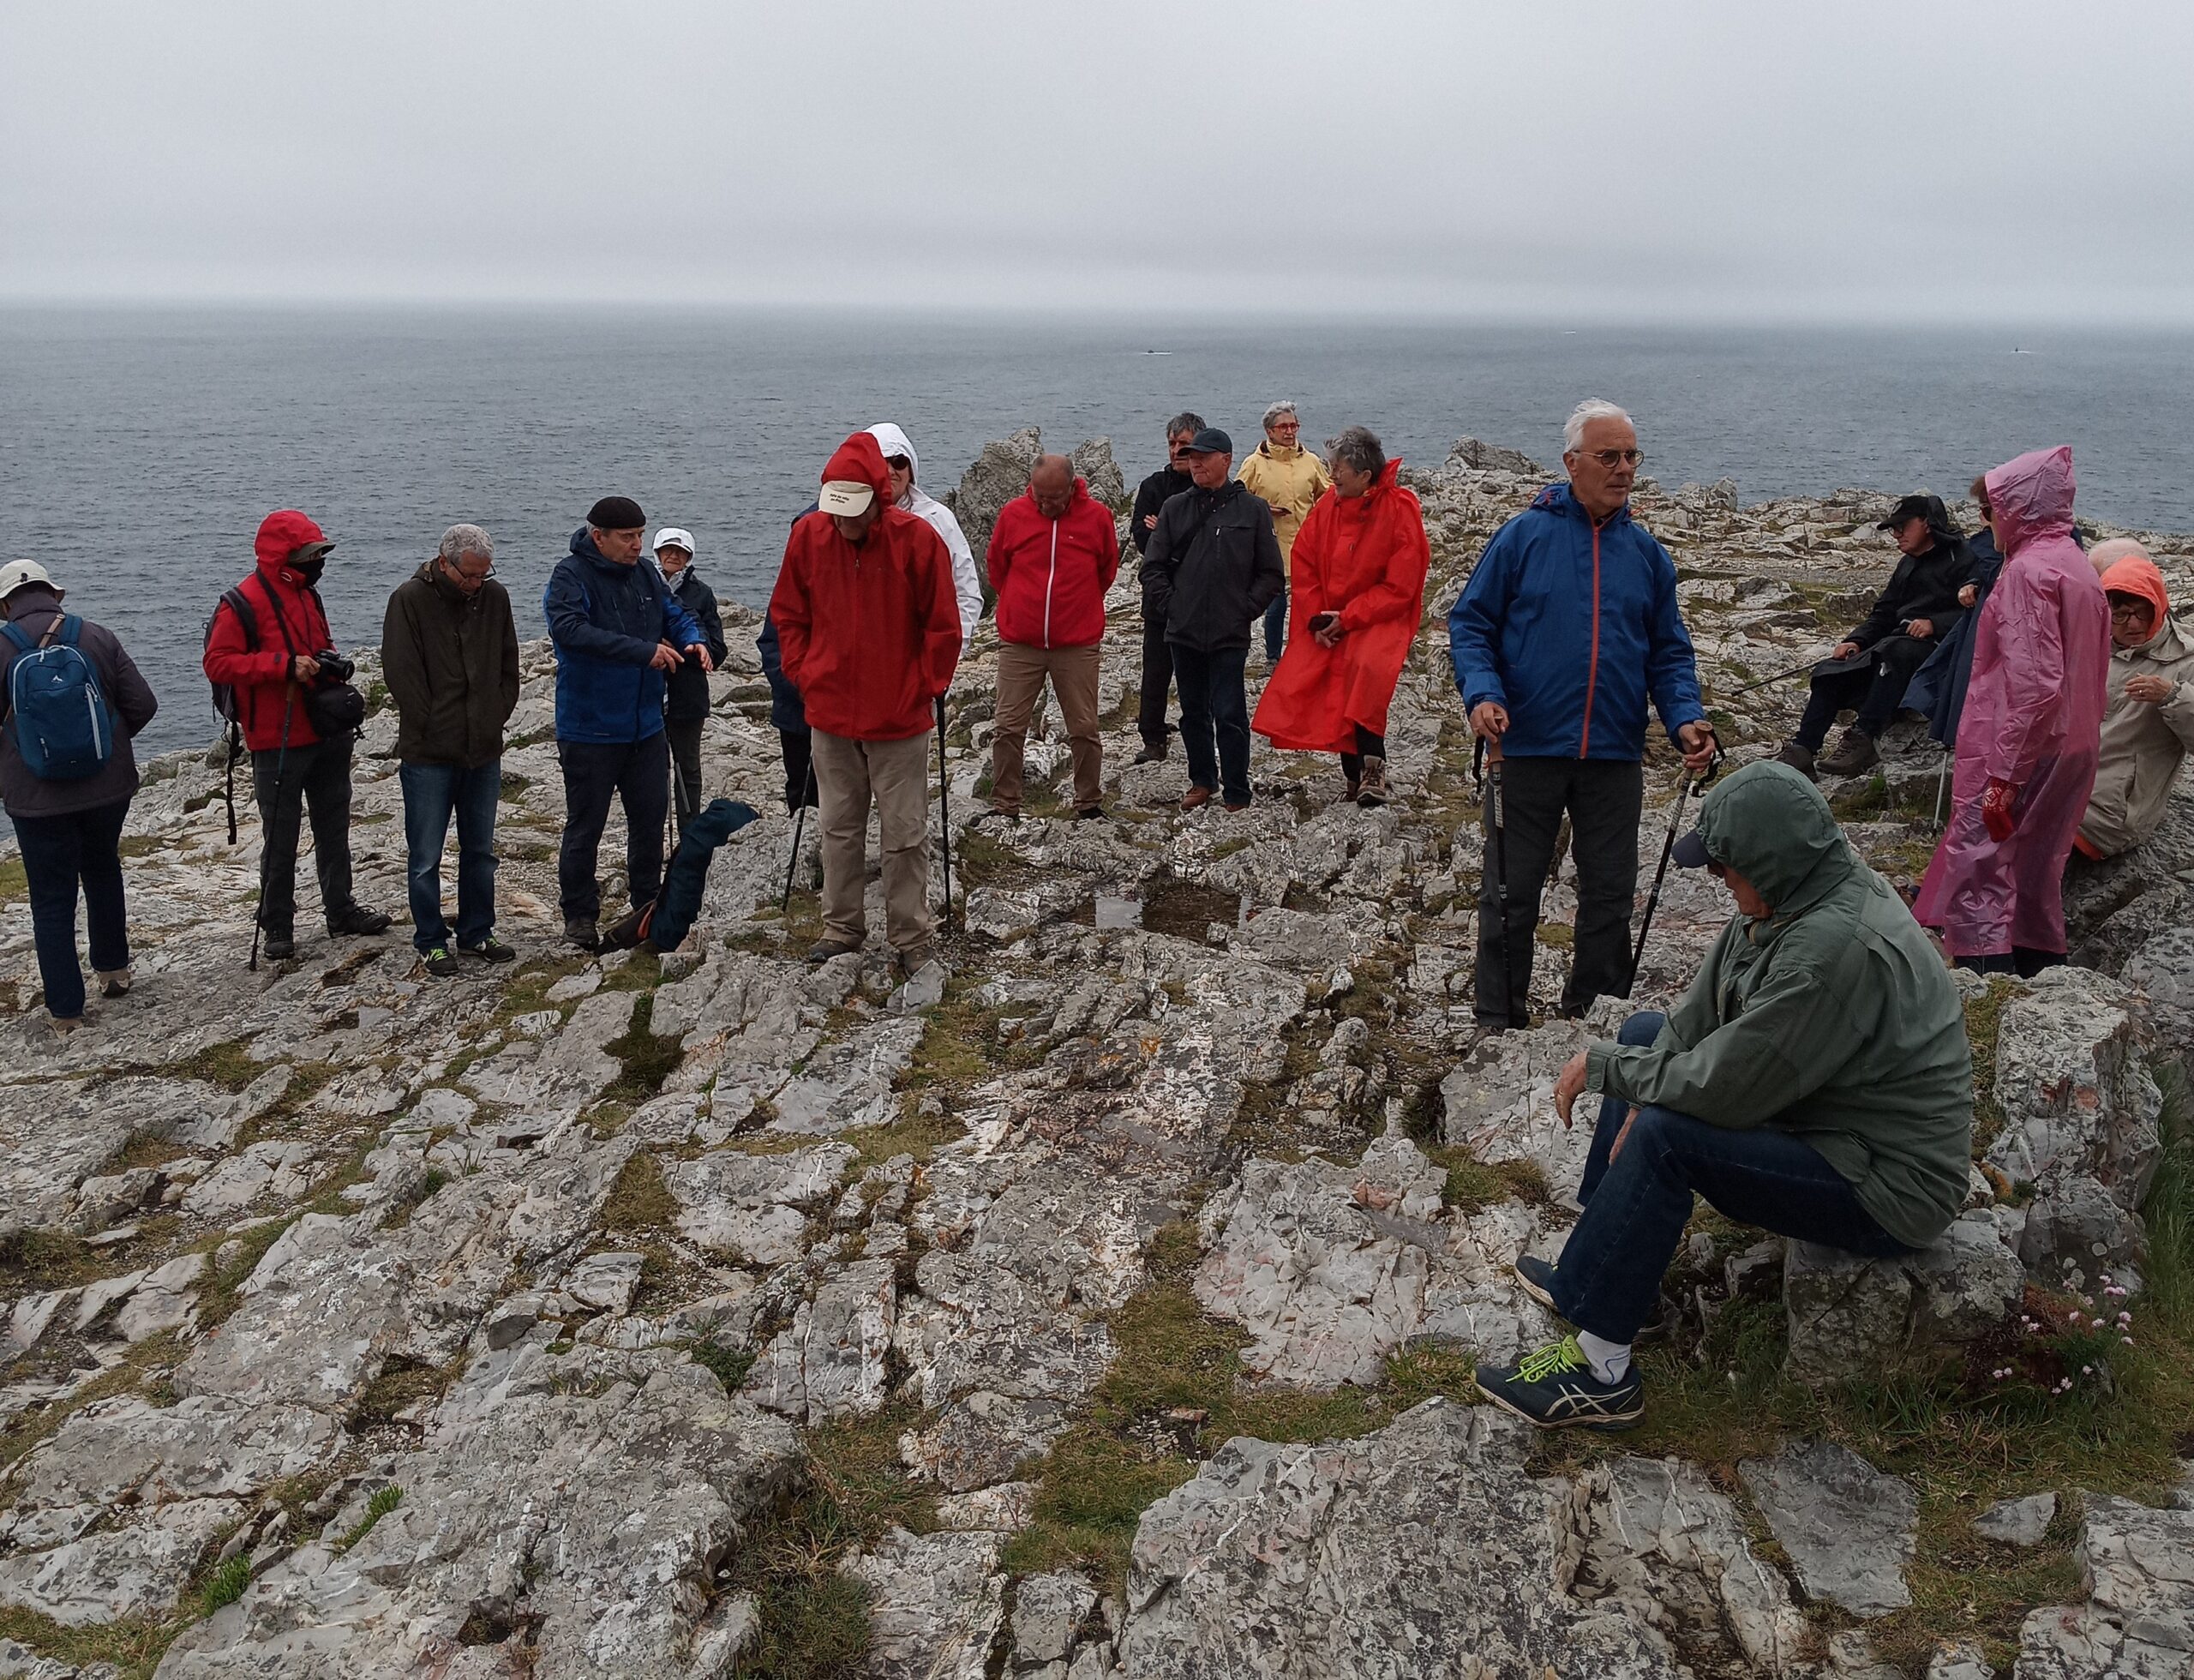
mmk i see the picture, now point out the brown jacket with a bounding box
[380,563,519,769]
[0,587,159,819]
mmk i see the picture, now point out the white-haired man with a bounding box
[1448,399,1717,1032]
[1236,401,1334,663]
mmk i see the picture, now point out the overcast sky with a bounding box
[3,0,2188,323]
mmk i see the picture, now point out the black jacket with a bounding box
[664,567,728,723]
[381,563,520,769]
[1850,537,1973,648]
[1130,465,1195,557]
[0,586,159,819]
[1139,480,1286,654]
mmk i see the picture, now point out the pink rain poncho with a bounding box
[1913,447,2109,957]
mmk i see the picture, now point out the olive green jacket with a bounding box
[1586,762,1972,1249]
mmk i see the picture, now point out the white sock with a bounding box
[1578,1331,1632,1384]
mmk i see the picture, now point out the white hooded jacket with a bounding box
[866,423,982,655]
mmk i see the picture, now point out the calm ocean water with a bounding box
[3,306,2189,760]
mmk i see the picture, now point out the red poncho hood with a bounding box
[2100,553,2169,628]
[821,432,894,506]
[254,509,329,581]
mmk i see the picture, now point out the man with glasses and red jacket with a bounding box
[203,509,392,961]
[982,453,1121,822]
[769,432,962,978]
[1448,400,1716,1033]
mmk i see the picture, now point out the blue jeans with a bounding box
[400,760,501,951]
[1168,642,1251,804]
[1552,1011,1914,1344]
[14,800,130,1020]
[1262,587,1287,663]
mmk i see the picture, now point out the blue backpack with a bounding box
[2,616,114,780]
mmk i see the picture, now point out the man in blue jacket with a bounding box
[1448,401,1716,1030]
[545,495,712,951]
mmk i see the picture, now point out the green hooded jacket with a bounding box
[1585,761,1972,1249]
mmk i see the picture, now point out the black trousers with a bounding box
[1795,635,1934,749]
[779,729,819,813]
[666,715,704,840]
[1340,727,1386,779]
[251,735,358,939]
[1474,755,1644,1027]
[1136,616,1176,750]
[557,733,670,921]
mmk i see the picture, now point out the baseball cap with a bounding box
[1183,428,1233,455]
[0,559,53,598]
[1875,495,1935,531]
[653,527,695,555]
[819,480,877,517]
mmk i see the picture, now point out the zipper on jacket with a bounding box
[1043,522,1058,648]
[1579,519,1604,758]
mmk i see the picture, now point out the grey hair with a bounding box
[2088,537,2150,579]
[1563,399,1634,453]
[1326,425,1386,478]
[1166,411,1206,441]
[1262,400,1298,429]
[438,523,494,564]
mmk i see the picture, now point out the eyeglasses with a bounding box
[2109,603,2151,622]
[442,558,496,585]
[1270,420,1300,431]
[1577,448,1644,468]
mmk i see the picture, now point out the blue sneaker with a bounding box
[1513,1256,1561,1315]
[1477,1335,1645,1431]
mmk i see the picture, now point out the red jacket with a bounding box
[770,433,962,741]
[1252,460,1430,751]
[203,510,338,751]
[985,480,1120,650]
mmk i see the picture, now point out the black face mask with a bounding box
[292,555,327,585]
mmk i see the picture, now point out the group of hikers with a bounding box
[2,397,2186,1431]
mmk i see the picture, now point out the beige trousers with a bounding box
[991,642,1103,813]
[811,728,934,952]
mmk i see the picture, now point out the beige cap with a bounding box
[818,480,876,517]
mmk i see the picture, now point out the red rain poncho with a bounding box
[1913,447,2109,957]
[1252,459,1430,751]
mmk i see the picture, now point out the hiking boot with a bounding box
[806,936,862,963]
[1773,740,1817,779]
[1476,1335,1645,1431]
[422,945,459,979]
[1223,797,1251,813]
[1075,805,1106,822]
[261,932,296,961]
[896,945,936,980]
[97,967,131,999]
[1815,728,1879,778]
[1513,1256,1562,1315]
[49,1014,84,1036]
[461,937,518,964]
[327,904,393,938]
[1356,757,1388,807]
[1133,743,1168,765]
[975,808,1020,826]
[1343,773,1362,803]
[564,917,601,952]
[1180,786,1213,812]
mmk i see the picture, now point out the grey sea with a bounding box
[3,306,2190,760]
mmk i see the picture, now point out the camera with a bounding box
[313,650,356,686]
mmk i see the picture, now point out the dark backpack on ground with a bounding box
[1,615,114,780]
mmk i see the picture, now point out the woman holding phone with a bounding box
[1251,426,1430,806]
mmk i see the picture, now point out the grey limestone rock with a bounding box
[1568,1455,1808,1674]
[2011,1491,2194,1677]
[746,1257,896,1424]
[1118,1400,1684,1678]
[1784,1209,2024,1384]
[1739,1439,1918,1617]
[661,1142,856,1264]
[0,1497,242,1627]
[1975,1491,2058,1547]
[1012,1569,1100,1667]
[845,1527,1008,1680]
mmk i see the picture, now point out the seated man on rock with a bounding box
[1476,761,1972,1430]
[1777,493,1971,778]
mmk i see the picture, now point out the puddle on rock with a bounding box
[1138,879,1250,940]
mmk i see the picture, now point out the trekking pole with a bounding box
[1626,740,1725,994]
[1473,734,1512,1029]
[780,761,815,915]
[249,683,297,972]
[1720,637,1887,699]
[1932,752,1950,827]
[936,693,958,932]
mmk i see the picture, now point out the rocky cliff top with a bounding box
[0,435,2190,1679]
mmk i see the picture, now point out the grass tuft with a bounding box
[334,1485,404,1553]
[199,1555,252,1614]
[1963,975,2024,1152]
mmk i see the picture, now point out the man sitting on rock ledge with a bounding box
[1476,761,1972,1430]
